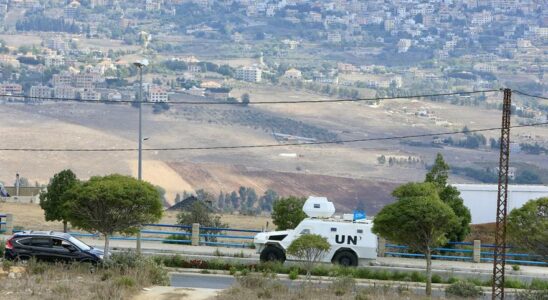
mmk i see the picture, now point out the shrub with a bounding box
[108,251,139,270]
[27,258,47,275]
[0,240,4,257]
[229,266,237,275]
[2,259,13,271]
[432,274,442,284]
[516,289,548,300]
[286,234,330,279]
[330,276,356,296]
[529,279,548,290]
[288,269,299,280]
[115,276,136,288]
[505,278,526,289]
[236,273,266,289]
[258,261,287,274]
[107,251,168,286]
[410,271,426,283]
[162,234,190,244]
[512,265,521,271]
[445,281,483,298]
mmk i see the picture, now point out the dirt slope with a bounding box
[168,162,399,214]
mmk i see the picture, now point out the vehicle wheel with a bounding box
[332,250,358,267]
[260,246,286,263]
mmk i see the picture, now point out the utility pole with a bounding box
[133,59,148,255]
[492,88,512,300]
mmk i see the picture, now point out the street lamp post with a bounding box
[133,59,148,255]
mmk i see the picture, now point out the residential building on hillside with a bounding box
[284,68,302,79]
[149,86,169,102]
[45,55,65,68]
[205,87,230,100]
[29,85,52,99]
[54,86,76,99]
[52,72,73,87]
[80,89,101,101]
[74,73,94,89]
[236,66,262,83]
[0,83,22,95]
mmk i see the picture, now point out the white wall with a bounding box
[452,184,548,224]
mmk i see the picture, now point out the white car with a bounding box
[254,197,377,266]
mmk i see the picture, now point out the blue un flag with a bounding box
[353,210,366,221]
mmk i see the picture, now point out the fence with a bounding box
[379,238,547,266]
[0,214,13,234]
[67,223,261,248]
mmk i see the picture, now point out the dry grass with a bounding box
[216,274,450,300]
[0,254,168,300]
[466,223,496,244]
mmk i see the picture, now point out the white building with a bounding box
[54,86,76,99]
[29,85,52,99]
[149,86,169,102]
[453,184,548,224]
[397,39,412,53]
[236,66,262,83]
[45,55,65,68]
[80,89,101,101]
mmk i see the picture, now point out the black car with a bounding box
[4,231,105,263]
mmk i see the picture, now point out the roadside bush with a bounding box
[516,288,548,300]
[432,274,443,284]
[311,264,330,277]
[162,234,190,244]
[288,268,299,280]
[330,276,355,296]
[27,258,47,275]
[236,273,267,289]
[530,279,548,290]
[2,259,13,271]
[445,281,483,298]
[106,251,168,286]
[505,278,526,289]
[229,266,237,275]
[115,276,136,288]
[0,240,4,257]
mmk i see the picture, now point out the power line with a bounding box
[1,122,545,152]
[0,89,499,105]
[514,90,548,100]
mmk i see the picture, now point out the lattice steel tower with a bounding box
[492,88,512,300]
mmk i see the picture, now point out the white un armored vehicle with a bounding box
[254,196,377,266]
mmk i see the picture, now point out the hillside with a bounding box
[168,162,399,214]
[1,86,546,211]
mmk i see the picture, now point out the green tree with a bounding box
[259,189,278,212]
[377,155,386,165]
[425,153,449,188]
[373,182,458,296]
[241,93,250,106]
[286,234,330,279]
[425,153,471,241]
[507,197,547,259]
[39,170,79,232]
[66,174,163,259]
[272,196,306,230]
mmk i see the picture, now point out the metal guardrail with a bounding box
[0,214,7,232]
[385,242,547,266]
[63,223,259,248]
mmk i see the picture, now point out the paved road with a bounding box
[171,273,236,290]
